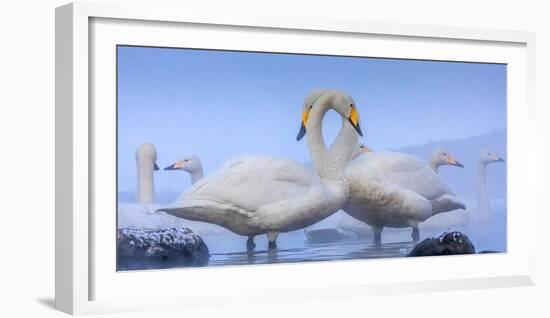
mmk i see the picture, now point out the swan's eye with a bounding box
[350,104,354,108]
[309,105,313,109]
[184,159,189,162]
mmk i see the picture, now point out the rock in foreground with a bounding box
[117,227,210,270]
[407,231,475,257]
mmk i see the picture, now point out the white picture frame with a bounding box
[55,1,537,315]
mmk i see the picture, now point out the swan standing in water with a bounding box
[164,155,204,184]
[136,143,160,203]
[342,151,465,245]
[475,149,505,221]
[158,90,363,250]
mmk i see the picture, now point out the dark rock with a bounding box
[117,227,210,270]
[305,227,357,244]
[407,231,476,257]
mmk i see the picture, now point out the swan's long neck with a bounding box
[137,157,155,204]
[306,93,358,181]
[428,159,439,173]
[477,161,492,218]
[306,104,330,178]
[190,168,204,184]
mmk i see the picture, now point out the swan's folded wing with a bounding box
[167,156,321,215]
[347,151,454,201]
[345,178,434,225]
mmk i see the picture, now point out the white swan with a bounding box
[475,149,505,221]
[342,151,466,244]
[351,144,373,160]
[135,143,159,203]
[164,155,204,184]
[158,90,363,249]
[338,148,465,236]
[118,143,188,230]
[428,148,464,173]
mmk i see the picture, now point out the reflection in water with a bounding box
[203,211,506,267]
[207,234,413,267]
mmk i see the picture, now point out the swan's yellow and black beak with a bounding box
[154,163,160,171]
[296,109,309,141]
[447,155,464,168]
[348,107,363,137]
[164,162,183,170]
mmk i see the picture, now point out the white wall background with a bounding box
[0,0,548,317]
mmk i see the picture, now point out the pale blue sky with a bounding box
[117,45,506,194]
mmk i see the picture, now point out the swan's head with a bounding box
[296,89,330,141]
[480,149,505,165]
[297,90,363,140]
[164,155,202,173]
[135,143,159,171]
[431,148,464,168]
[351,143,373,160]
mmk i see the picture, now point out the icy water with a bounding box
[202,213,506,267]
[206,232,413,267]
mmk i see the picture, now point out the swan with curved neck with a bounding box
[159,90,363,249]
[164,155,204,184]
[135,143,159,204]
[476,149,505,221]
[428,148,464,173]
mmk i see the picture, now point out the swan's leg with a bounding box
[372,226,382,247]
[267,231,279,249]
[411,226,420,242]
[246,236,256,250]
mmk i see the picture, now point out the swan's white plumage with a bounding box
[343,151,465,229]
[159,90,361,240]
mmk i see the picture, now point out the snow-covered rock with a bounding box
[407,231,475,256]
[117,227,210,270]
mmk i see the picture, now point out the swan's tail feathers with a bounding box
[431,195,467,214]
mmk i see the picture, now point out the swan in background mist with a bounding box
[164,155,204,184]
[428,148,464,172]
[475,149,505,221]
[342,151,466,245]
[158,90,363,250]
[136,143,159,203]
[351,144,373,160]
[118,143,187,230]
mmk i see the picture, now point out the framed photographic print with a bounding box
[56,1,537,315]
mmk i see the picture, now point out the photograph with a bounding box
[115,45,507,271]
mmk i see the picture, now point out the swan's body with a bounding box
[475,149,505,221]
[135,143,159,203]
[342,151,465,244]
[159,90,363,249]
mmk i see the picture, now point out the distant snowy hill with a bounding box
[393,128,506,199]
